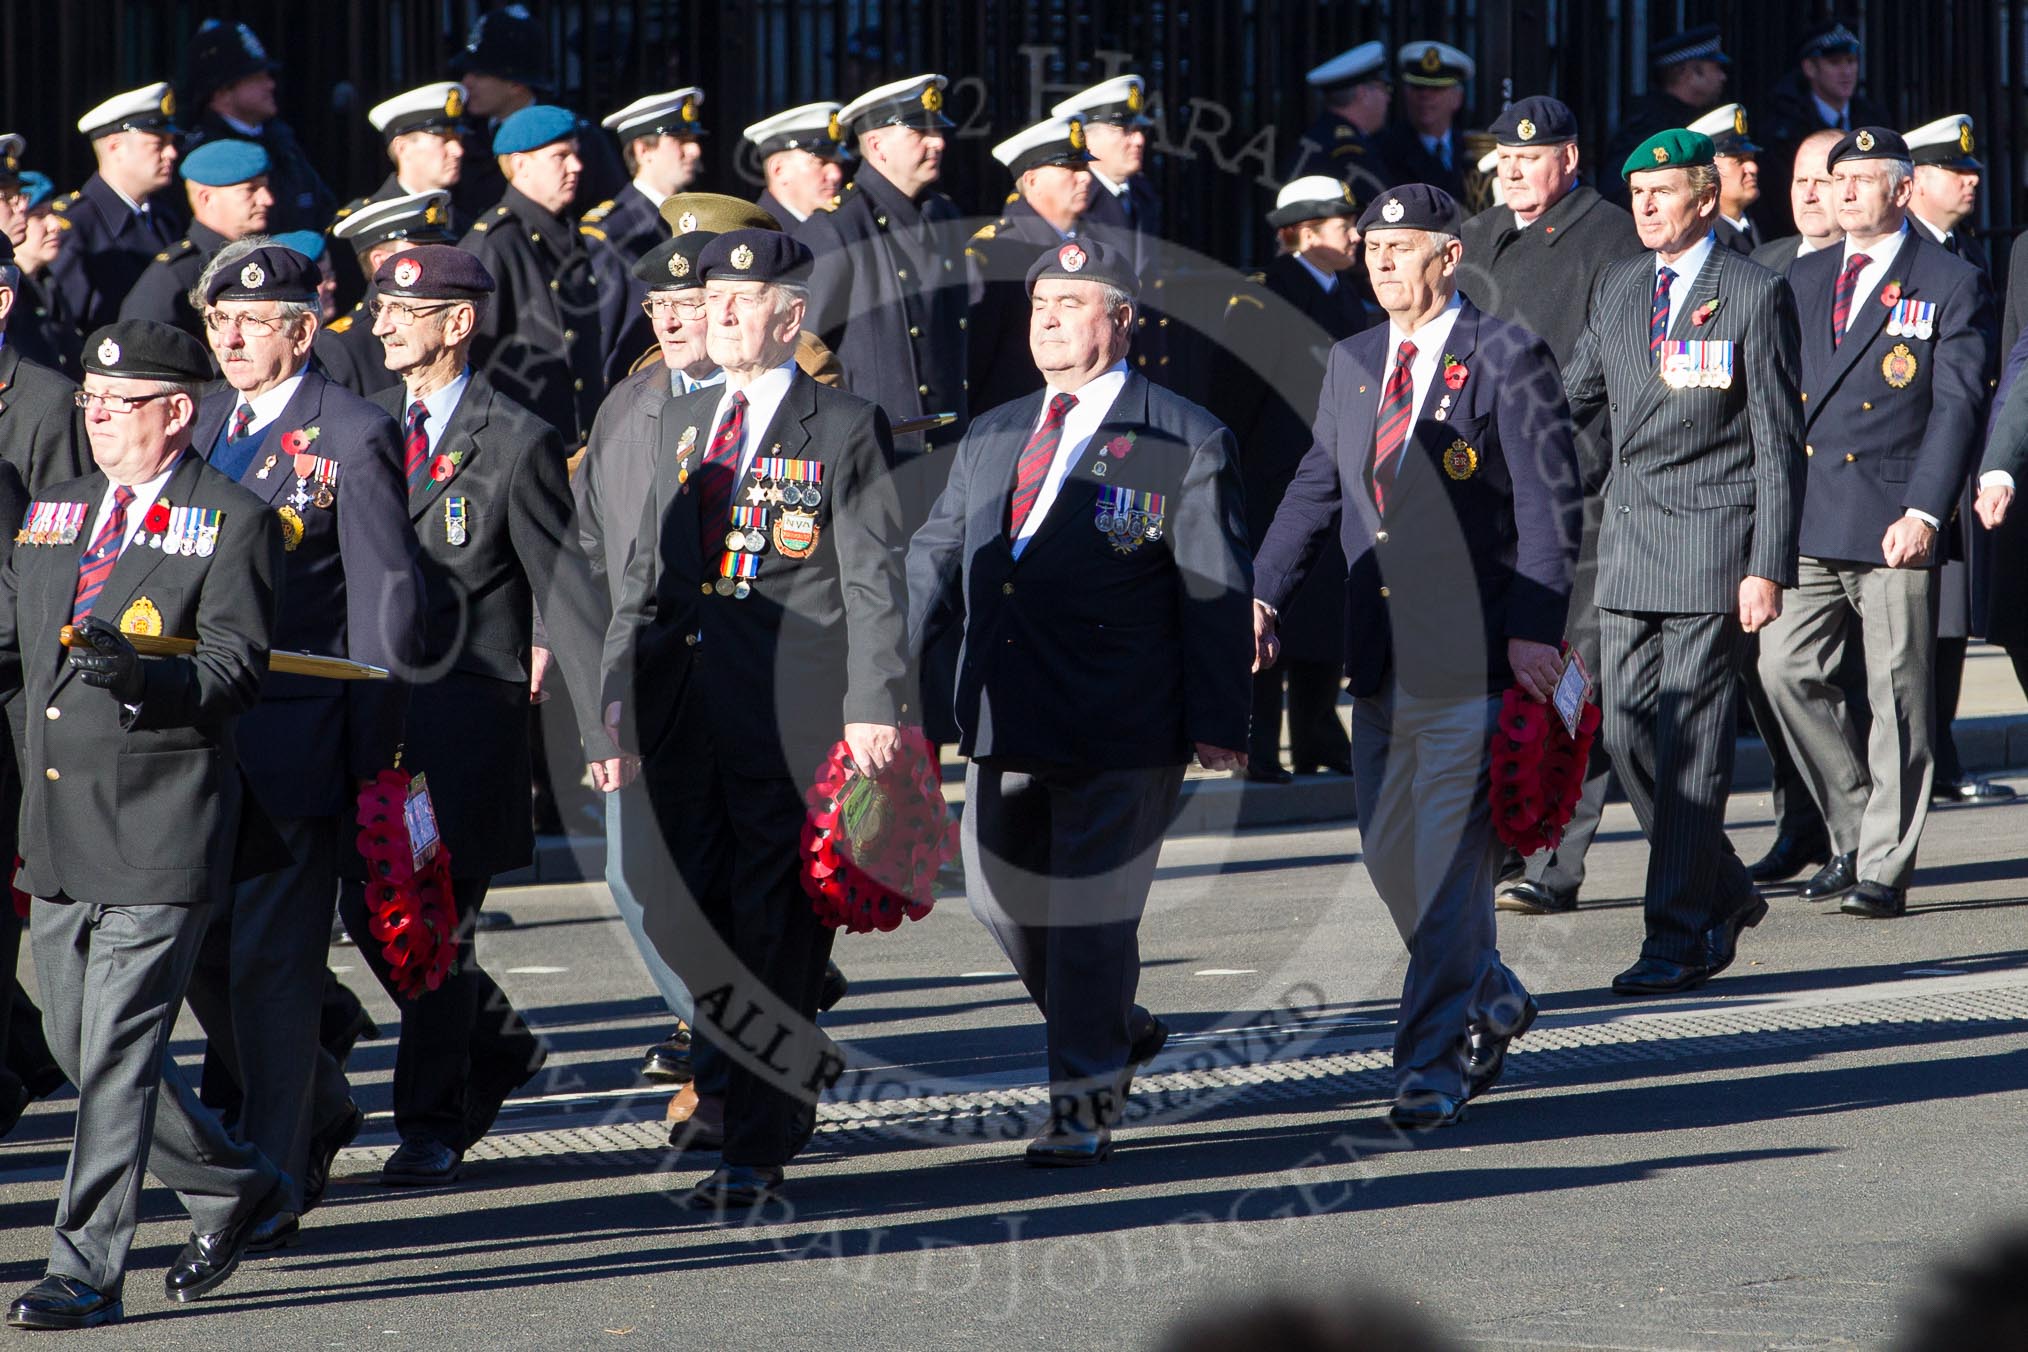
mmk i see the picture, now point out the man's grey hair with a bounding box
[188,233,316,323]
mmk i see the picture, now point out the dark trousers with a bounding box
[1599,609,1758,965]
[1248,660,1350,770]
[339,875,540,1149]
[185,816,353,1211]
[963,759,1184,1129]
[1933,636,1969,785]
[635,712,836,1169]
[1738,634,1831,843]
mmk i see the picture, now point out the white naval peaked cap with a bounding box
[990,117,1091,175]
[77,82,177,138]
[368,83,466,138]
[1685,103,1746,138]
[1397,40,1475,86]
[1049,75,1148,124]
[0,134,23,167]
[743,102,846,153]
[331,190,455,249]
[602,88,707,140]
[836,74,953,136]
[1306,41,1388,90]
[1904,113,1981,169]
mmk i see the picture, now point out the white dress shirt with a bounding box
[672,366,724,397]
[1011,361,1129,559]
[1836,225,1906,334]
[88,452,185,555]
[1795,237,1831,257]
[1909,213,1956,251]
[706,361,797,480]
[1091,168,1129,200]
[1375,293,1464,424]
[1295,253,1338,293]
[629,178,667,212]
[227,370,308,441]
[1653,231,1717,327]
[410,367,474,458]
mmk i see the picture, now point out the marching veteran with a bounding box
[602,229,911,1208]
[0,319,289,1328]
[1562,130,1804,995]
[1252,185,1581,1128]
[181,239,421,1242]
[907,237,1253,1165]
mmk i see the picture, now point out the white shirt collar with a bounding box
[708,362,798,480]
[233,370,309,437]
[1090,168,1129,198]
[1012,361,1131,558]
[1795,236,1833,256]
[1835,228,1907,334]
[672,365,724,396]
[1909,213,1950,246]
[220,113,264,138]
[1294,253,1337,293]
[107,181,147,215]
[94,452,186,551]
[1812,92,1849,128]
[1377,294,1465,423]
[631,177,668,211]
[1655,230,1717,284]
[1843,221,1911,267]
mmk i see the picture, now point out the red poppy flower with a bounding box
[1105,434,1136,460]
[429,454,455,482]
[1879,281,1902,306]
[1443,363,1469,390]
[142,501,171,534]
[280,426,320,456]
[1691,300,1718,327]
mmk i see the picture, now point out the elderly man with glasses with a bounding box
[178,239,421,1247]
[1,319,289,1328]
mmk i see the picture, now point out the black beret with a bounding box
[1827,126,1910,169]
[1356,183,1463,236]
[202,244,319,305]
[1023,237,1139,297]
[696,228,814,285]
[372,243,496,299]
[0,233,12,266]
[633,232,712,291]
[83,320,212,382]
[1489,96,1578,147]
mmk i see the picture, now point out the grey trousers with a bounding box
[31,896,275,1294]
[1352,685,1529,1098]
[963,760,1184,1130]
[1757,557,1938,888]
[184,815,352,1212]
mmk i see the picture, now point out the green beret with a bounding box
[1621,129,1715,181]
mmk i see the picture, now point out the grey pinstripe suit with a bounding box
[1564,239,1805,964]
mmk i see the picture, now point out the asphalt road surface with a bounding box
[3,778,2025,1350]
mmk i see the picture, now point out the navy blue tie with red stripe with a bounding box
[1372,341,1416,513]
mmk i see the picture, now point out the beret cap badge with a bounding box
[669,252,690,278]
[1057,242,1087,272]
[393,257,421,288]
[730,243,755,271]
[1653,146,1669,163]
[98,338,121,365]
[1381,197,1405,223]
[1516,118,1536,141]
[239,262,265,289]
[1855,129,1875,152]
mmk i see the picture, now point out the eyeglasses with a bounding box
[202,310,296,337]
[73,390,176,414]
[367,299,458,326]
[641,296,708,319]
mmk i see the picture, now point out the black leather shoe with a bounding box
[381,1136,462,1186]
[0,1080,30,1139]
[302,1100,363,1212]
[1464,995,1538,1100]
[7,1276,122,1330]
[686,1165,783,1208]
[1495,880,1576,915]
[1932,777,2017,805]
[1841,880,1907,919]
[1746,831,1832,884]
[1798,852,1859,902]
[461,1041,548,1149]
[324,1006,378,1069]
[1244,764,1294,785]
[1291,757,1354,777]
[641,1025,694,1084]
[1705,893,1770,977]
[247,1211,300,1254]
[1389,1090,1468,1129]
[1024,1126,1114,1167]
[1611,957,1711,996]
[164,1175,290,1303]
[817,961,849,1013]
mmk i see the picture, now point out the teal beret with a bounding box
[272,229,328,263]
[180,138,270,186]
[493,104,578,156]
[1622,129,1715,180]
[18,172,55,212]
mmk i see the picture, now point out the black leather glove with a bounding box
[68,616,146,703]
